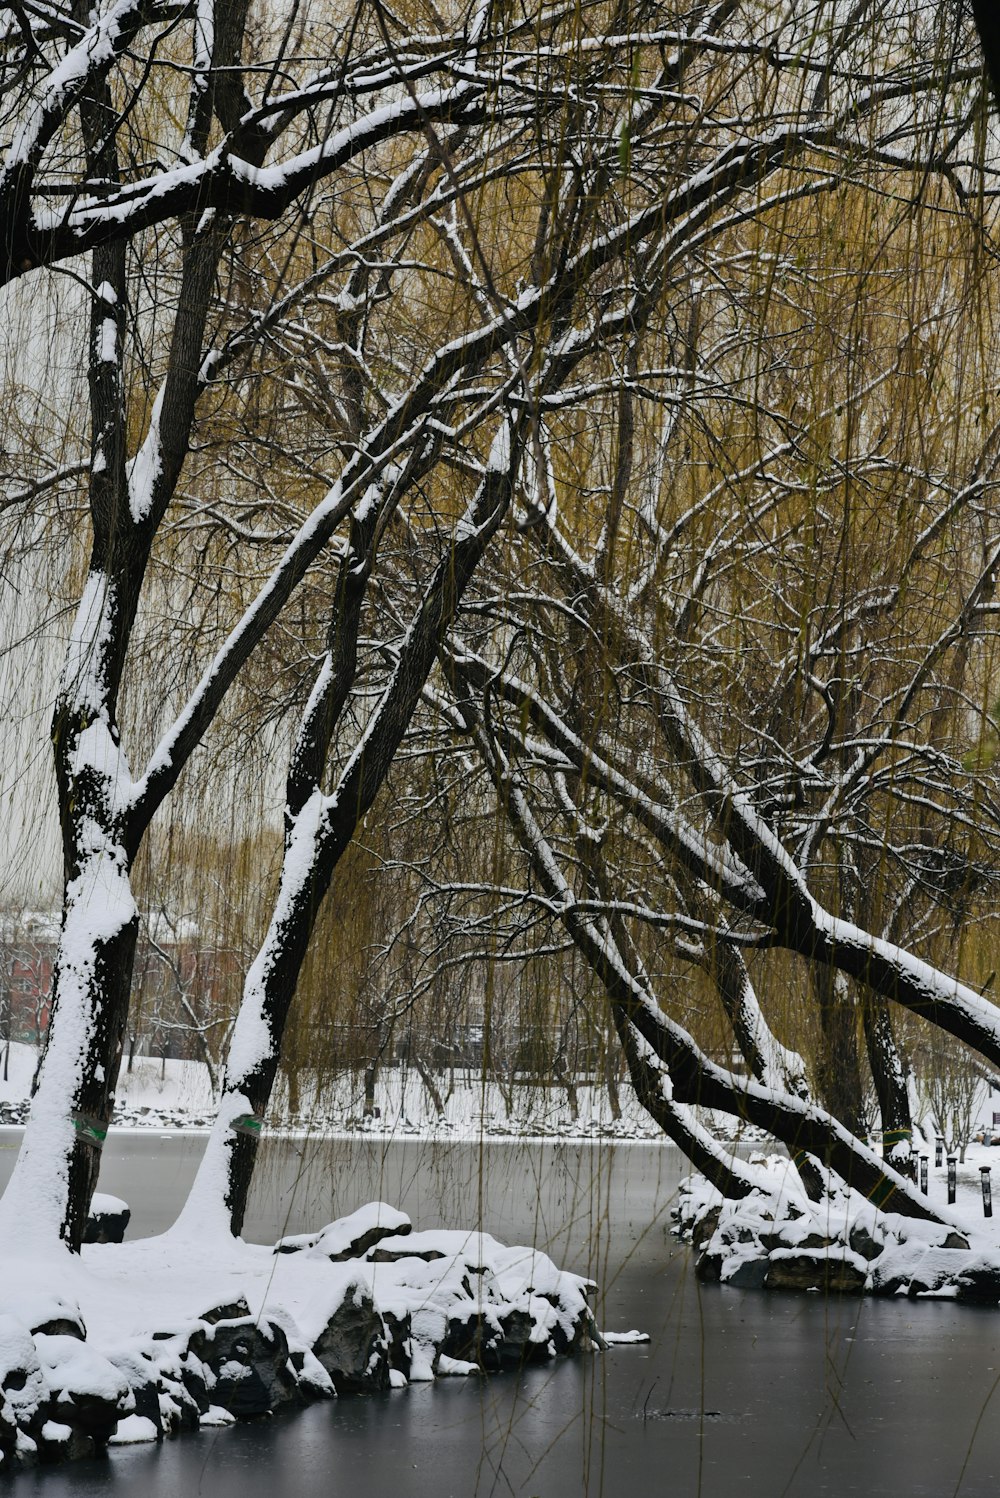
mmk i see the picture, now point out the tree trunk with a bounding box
[0,852,138,1250]
[603,1038,622,1120]
[412,1052,446,1119]
[862,988,914,1176]
[175,428,524,1237]
[363,1058,378,1117]
[811,963,865,1137]
[553,1051,579,1119]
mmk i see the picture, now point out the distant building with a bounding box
[0,908,228,1061]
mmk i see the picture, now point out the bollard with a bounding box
[920,1155,929,1194]
[935,1137,943,1169]
[948,1156,957,1204]
[982,1165,993,1219]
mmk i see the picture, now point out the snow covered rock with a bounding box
[196,1316,301,1416]
[104,1344,166,1439]
[310,1281,390,1394]
[276,1202,411,1262]
[20,1294,87,1341]
[675,1157,1000,1302]
[35,1335,134,1447]
[0,1203,602,1469]
[363,1232,601,1373]
[0,1316,45,1457]
[765,1248,867,1294]
[955,1258,1000,1305]
[108,1413,159,1445]
[83,1194,130,1246]
[199,1297,252,1324]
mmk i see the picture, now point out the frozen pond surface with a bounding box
[2,1130,1000,1496]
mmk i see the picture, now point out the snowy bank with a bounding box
[0,1043,675,1141]
[673,1153,1000,1300]
[0,1200,604,1469]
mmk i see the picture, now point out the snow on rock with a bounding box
[84,1195,131,1245]
[0,1204,601,1469]
[0,1315,46,1432]
[673,1154,998,1300]
[356,1229,601,1372]
[108,1414,158,1444]
[436,1354,480,1376]
[90,1195,128,1218]
[275,1201,410,1260]
[199,1406,236,1427]
[13,1292,86,1340]
[0,1313,131,1464]
[35,1334,133,1416]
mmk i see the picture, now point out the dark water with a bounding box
[4,1129,1000,1497]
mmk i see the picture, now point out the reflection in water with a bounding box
[4,1131,1000,1496]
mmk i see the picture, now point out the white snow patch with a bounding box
[126,386,164,523]
[91,1194,128,1217]
[436,1354,479,1376]
[61,573,114,713]
[71,720,135,818]
[35,1335,133,1411]
[199,1405,236,1427]
[97,318,117,364]
[109,1414,158,1444]
[40,1421,72,1443]
[277,1202,410,1259]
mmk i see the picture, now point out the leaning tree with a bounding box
[396,3,1000,1216]
[1,0,998,1251]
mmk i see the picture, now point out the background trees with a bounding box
[1,0,1000,1246]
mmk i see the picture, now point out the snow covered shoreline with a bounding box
[9,1040,1000,1473]
[0,1044,670,1143]
[0,1046,626,1471]
[674,1150,1000,1301]
[0,1201,605,1470]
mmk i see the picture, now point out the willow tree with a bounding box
[0,0,553,1248]
[0,0,995,1251]
[397,15,1000,1210]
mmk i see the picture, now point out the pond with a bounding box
[3,1130,1000,1497]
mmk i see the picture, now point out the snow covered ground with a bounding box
[0,1042,669,1141]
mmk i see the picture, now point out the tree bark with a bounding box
[862,988,913,1173]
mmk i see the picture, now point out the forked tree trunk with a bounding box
[175,427,523,1237]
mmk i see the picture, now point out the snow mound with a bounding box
[275,1201,410,1260]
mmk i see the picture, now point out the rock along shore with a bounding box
[673,1155,1000,1302]
[0,1201,604,1470]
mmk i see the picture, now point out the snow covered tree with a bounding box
[0,0,545,1247]
[0,0,997,1252]
[402,14,1000,1210]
